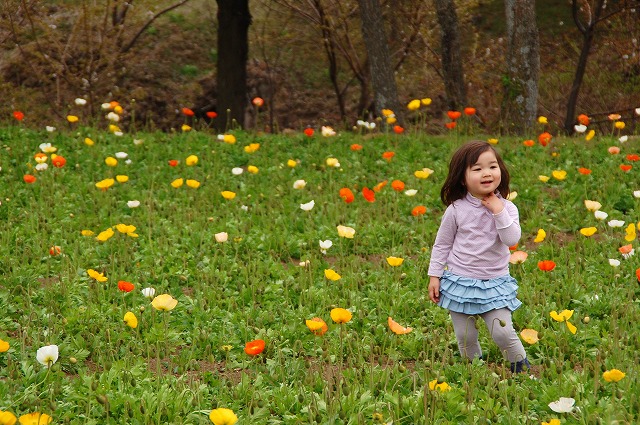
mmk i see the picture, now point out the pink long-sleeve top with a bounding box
[428,192,521,280]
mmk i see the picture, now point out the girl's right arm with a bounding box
[428,276,440,303]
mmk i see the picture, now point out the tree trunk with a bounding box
[503,0,540,134]
[358,0,403,124]
[216,0,251,130]
[434,0,467,111]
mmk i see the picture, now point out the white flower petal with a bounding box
[404,189,418,196]
[36,345,59,367]
[548,397,575,413]
[232,167,244,175]
[293,179,307,190]
[115,151,128,159]
[594,210,608,220]
[215,232,228,243]
[127,200,140,208]
[608,220,625,228]
[141,287,156,299]
[574,124,587,133]
[300,200,315,211]
[609,259,621,267]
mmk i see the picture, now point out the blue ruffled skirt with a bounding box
[438,271,522,314]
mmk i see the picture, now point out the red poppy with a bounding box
[577,114,590,126]
[508,244,518,251]
[52,155,66,168]
[445,122,457,130]
[636,268,640,282]
[350,144,363,151]
[411,205,427,216]
[523,140,535,147]
[206,111,218,119]
[182,107,195,117]
[538,132,552,147]
[49,246,61,256]
[303,128,314,137]
[464,107,476,116]
[244,339,265,356]
[393,125,404,134]
[13,111,24,121]
[447,110,462,120]
[373,180,388,192]
[23,174,36,183]
[339,188,355,203]
[382,151,395,161]
[578,167,592,175]
[625,154,639,161]
[362,187,375,202]
[620,164,632,172]
[252,97,264,107]
[391,180,405,192]
[118,281,135,292]
[537,260,556,272]
[168,160,179,167]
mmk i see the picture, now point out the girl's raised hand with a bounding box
[482,192,504,215]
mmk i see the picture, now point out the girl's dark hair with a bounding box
[440,140,510,205]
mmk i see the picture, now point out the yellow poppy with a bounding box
[520,329,539,344]
[538,175,550,183]
[209,407,238,425]
[428,379,451,392]
[407,99,421,111]
[386,256,404,267]
[116,175,129,183]
[96,228,115,242]
[87,269,107,282]
[186,179,200,189]
[337,225,355,239]
[585,129,595,141]
[0,410,17,425]
[421,98,432,105]
[551,170,567,180]
[487,138,498,145]
[542,420,561,425]
[115,224,138,237]
[538,116,548,124]
[414,168,434,179]
[105,157,118,167]
[84,137,95,146]
[534,229,546,243]
[324,269,341,281]
[124,312,138,329]
[81,229,95,237]
[602,369,625,382]
[287,159,297,168]
[614,121,625,129]
[579,227,597,237]
[151,294,178,312]
[18,412,52,425]
[185,155,198,166]
[550,310,573,322]
[66,115,79,123]
[221,134,236,144]
[244,143,260,153]
[247,165,259,174]
[221,191,236,200]
[181,124,192,132]
[584,200,602,211]
[330,308,352,324]
[95,178,115,190]
[0,338,9,353]
[171,178,184,188]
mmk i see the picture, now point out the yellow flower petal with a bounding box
[171,178,184,188]
[386,256,404,267]
[579,227,597,237]
[566,320,577,334]
[124,312,138,329]
[520,328,539,344]
[324,269,342,281]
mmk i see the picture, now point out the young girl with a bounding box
[428,140,529,372]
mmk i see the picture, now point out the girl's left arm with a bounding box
[493,202,521,247]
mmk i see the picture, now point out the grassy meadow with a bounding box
[0,116,639,424]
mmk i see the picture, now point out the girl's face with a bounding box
[464,150,501,198]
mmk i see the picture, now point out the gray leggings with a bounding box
[450,308,527,363]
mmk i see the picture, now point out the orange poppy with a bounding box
[244,339,265,356]
[117,281,135,292]
[393,125,404,134]
[182,107,194,117]
[23,174,36,183]
[508,244,518,251]
[382,151,395,161]
[626,154,639,161]
[13,111,24,121]
[411,205,427,216]
[608,113,621,121]
[577,114,590,126]
[620,164,632,172]
[252,97,264,107]
[391,180,405,192]
[445,122,457,130]
[206,111,218,119]
[538,132,552,147]
[49,246,62,256]
[464,107,476,116]
[447,110,462,120]
[523,140,535,147]
[51,155,66,168]
[373,180,388,192]
[537,260,556,272]
[350,144,363,151]
[362,187,375,202]
[636,268,640,282]
[168,159,178,167]
[388,317,413,334]
[303,128,314,137]
[578,167,592,175]
[339,188,355,203]
[306,317,328,336]
[619,244,633,255]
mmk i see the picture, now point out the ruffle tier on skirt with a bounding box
[438,270,522,315]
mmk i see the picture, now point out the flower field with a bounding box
[1,113,639,424]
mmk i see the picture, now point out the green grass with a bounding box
[0,121,639,424]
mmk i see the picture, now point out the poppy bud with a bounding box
[499,320,506,327]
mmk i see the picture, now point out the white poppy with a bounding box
[35,163,48,171]
[548,397,575,413]
[39,143,56,153]
[636,108,640,115]
[609,259,621,267]
[337,225,356,238]
[133,139,144,146]
[127,200,140,208]
[321,126,336,137]
[141,287,156,299]
[75,98,87,106]
[36,344,59,367]
[115,151,128,159]
[45,126,56,132]
[299,260,310,267]
[300,200,315,211]
[404,189,418,196]
[574,124,587,133]
[293,179,307,190]
[232,167,244,175]
[619,135,628,143]
[319,239,332,254]
[114,131,123,137]
[608,220,625,228]
[106,112,120,122]
[215,232,228,243]
[101,102,112,110]
[241,205,249,211]
[594,210,608,220]
[633,190,640,199]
